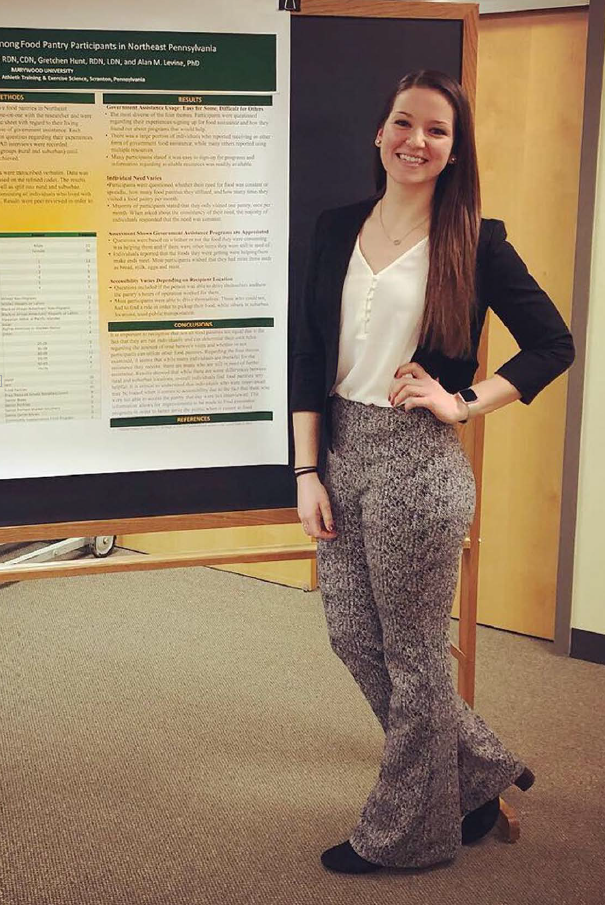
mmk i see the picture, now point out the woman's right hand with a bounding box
[297,473,338,540]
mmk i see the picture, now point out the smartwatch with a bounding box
[455,387,479,423]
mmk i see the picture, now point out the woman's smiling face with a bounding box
[376,86,455,188]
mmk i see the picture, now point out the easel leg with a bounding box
[497,796,521,843]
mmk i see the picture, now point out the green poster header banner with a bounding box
[0,90,94,104]
[108,318,274,331]
[0,27,276,92]
[111,411,273,428]
[103,93,272,106]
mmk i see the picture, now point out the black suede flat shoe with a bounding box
[462,766,536,845]
[321,840,382,874]
[461,796,501,845]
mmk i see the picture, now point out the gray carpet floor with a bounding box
[0,565,603,905]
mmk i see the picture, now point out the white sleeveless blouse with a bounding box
[331,234,429,407]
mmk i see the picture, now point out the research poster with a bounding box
[0,0,290,478]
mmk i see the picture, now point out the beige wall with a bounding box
[571,54,605,637]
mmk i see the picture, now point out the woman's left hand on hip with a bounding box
[388,362,466,425]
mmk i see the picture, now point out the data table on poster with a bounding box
[0,233,101,423]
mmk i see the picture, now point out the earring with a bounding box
[449,155,457,164]
[375,138,382,146]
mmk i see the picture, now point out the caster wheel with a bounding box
[90,535,116,558]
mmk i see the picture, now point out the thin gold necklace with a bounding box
[378,200,429,247]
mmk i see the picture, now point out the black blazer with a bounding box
[290,196,575,440]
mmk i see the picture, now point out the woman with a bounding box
[290,70,575,875]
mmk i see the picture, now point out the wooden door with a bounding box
[471,9,587,638]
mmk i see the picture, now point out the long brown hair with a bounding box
[375,70,481,359]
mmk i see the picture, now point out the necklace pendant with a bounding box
[393,239,401,246]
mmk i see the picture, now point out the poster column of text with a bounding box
[105,93,278,431]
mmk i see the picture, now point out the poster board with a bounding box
[0,0,477,542]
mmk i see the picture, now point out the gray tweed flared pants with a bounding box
[316,395,526,869]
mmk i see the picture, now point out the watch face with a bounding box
[459,388,479,403]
